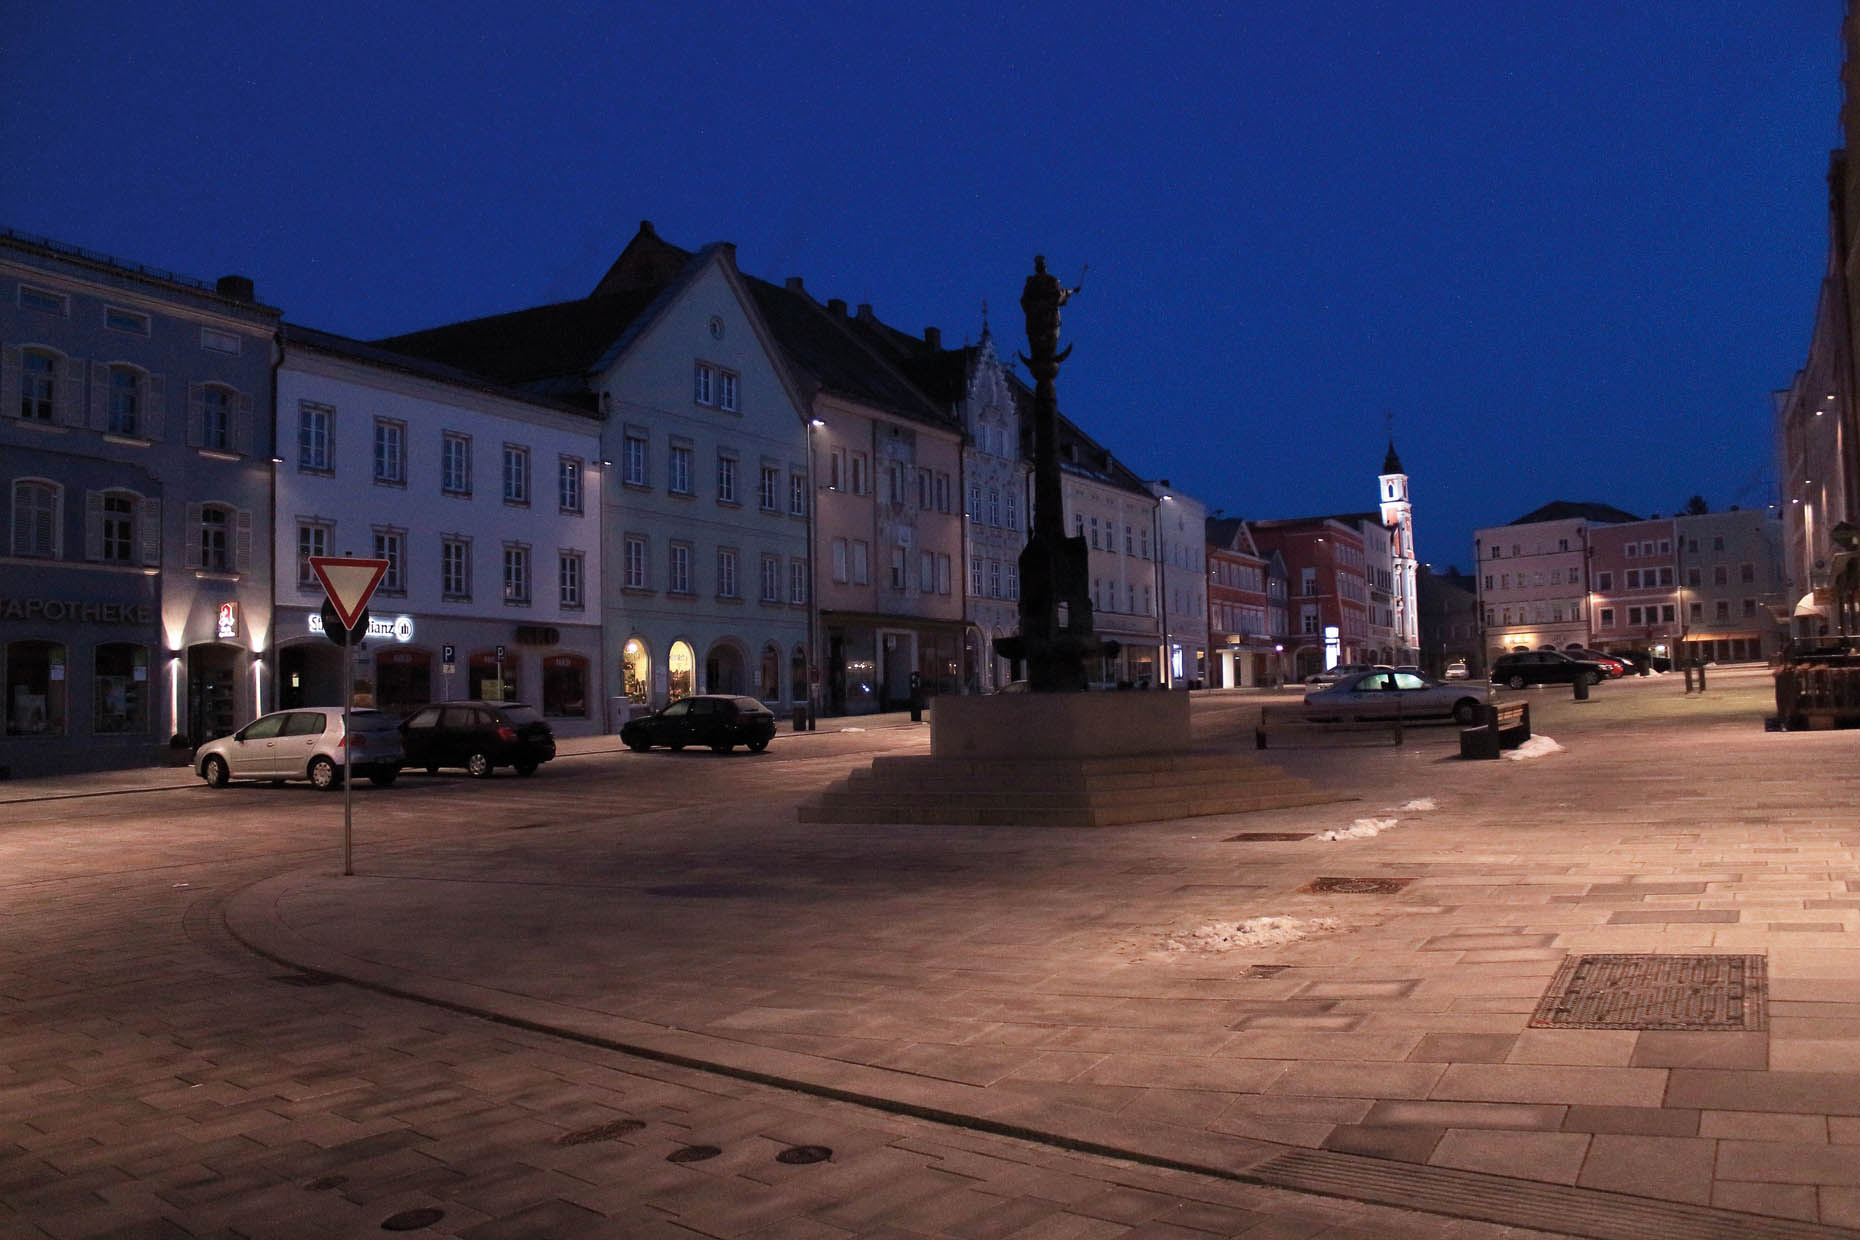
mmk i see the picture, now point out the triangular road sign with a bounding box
[310,556,389,630]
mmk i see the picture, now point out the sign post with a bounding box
[309,556,389,876]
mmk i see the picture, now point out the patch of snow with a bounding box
[839,727,866,733]
[1503,734,1565,761]
[1398,798,1437,812]
[1161,915,1344,953]
[1319,816,1398,841]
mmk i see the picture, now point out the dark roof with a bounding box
[282,323,598,418]
[1510,500,1643,525]
[1205,516,1263,556]
[372,286,664,396]
[1383,438,1403,474]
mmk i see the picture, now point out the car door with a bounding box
[401,706,441,767]
[438,706,480,765]
[651,699,692,746]
[1342,671,1398,719]
[229,712,288,777]
[278,711,329,776]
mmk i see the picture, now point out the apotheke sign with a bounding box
[308,612,415,643]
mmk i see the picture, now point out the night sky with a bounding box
[4,2,1841,569]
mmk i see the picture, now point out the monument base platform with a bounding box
[799,693,1345,827]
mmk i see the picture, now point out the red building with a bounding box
[1205,517,1275,687]
[1249,517,1369,679]
[1587,518,1677,658]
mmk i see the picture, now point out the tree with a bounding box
[1684,495,1709,515]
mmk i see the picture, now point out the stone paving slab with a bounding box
[214,669,1860,1234]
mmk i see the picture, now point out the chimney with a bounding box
[216,274,255,302]
[786,276,804,292]
[923,326,941,348]
[856,303,874,321]
[827,298,847,316]
[639,219,656,236]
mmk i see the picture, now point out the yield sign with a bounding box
[309,556,389,630]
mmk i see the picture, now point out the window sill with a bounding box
[298,465,334,477]
[443,488,471,499]
[502,597,533,608]
[373,478,408,489]
[102,433,153,447]
[621,481,653,493]
[503,499,531,509]
[620,586,657,597]
[716,499,742,510]
[714,595,744,606]
[14,419,69,434]
[666,590,697,600]
[442,594,472,604]
[197,449,240,462]
[668,491,695,502]
[559,507,583,518]
[195,570,241,582]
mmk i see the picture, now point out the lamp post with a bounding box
[807,418,824,726]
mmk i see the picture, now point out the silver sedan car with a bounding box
[1303,669,1492,725]
[194,707,406,789]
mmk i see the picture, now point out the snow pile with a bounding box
[1398,798,1437,812]
[1504,734,1565,761]
[1162,915,1343,953]
[1319,816,1398,841]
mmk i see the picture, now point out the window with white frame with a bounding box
[718,370,738,412]
[104,305,149,335]
[558,456,582,514]
[373,418,406,484]
[502,543,531,603]
[669,444,692,495]
[20,350,57,422]
[97,492,135,563]
[297,522,329,585]
[624,535,648,589]
[201,386,233,452]
[851,539,869,585]
[789,471,806,516]
[503,444,530,504]
[12,480,60,558]
[789,560,807,604]
[716,454,737,504]
[851,452,868,495]
[1004,487,1017,529]
[18,285,65,314]
[107,366,140,435]
[198,504,233,572]
[1004,562,1017,599]
[559,551,583,608]
[669,543,692,594]
[717,548,739,598]
[693,362,713,406]
[441,537,470,598]
[760,465,780,511]
[971,556,984,597]
[831,537,848,582]
[936,472,951,513]
[373,527,406,593]
[919,551,935,592]
[829,447,845,490]
[890,545,906,590]
[623,431,648,486]
[442,432,470,495]
[761,555,781,602]
[988,560,1001,598]
[299,402,332,471]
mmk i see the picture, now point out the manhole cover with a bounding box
[1530,954,1767,1030]
[667,1144,723,1163]
[556,1119,645,1146]
[1246,964,1291,978]
[1227,832,1314,842]
[776,1145,832,1165]
[380,1207,444,1231]
[272,973,338,987]
[644,883,764,899]
[1302,876,1412,895]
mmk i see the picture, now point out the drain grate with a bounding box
[776,1144,832,1165]
[1246,964,1291,978]
[380,1207,444,1231]
[1227,832,1315,842]
[556,1119,646,1146]
[667,1144,723,1163]
[1530,954,1767,1031]
[1302,876,1413,895]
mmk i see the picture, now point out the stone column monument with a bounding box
[993,256,1099,691]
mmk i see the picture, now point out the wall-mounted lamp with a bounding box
[809,418,825,428]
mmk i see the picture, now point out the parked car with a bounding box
[1490,650,1608,689]
[399,701,556,777]
[621,694,777,753]
[1303,669,1492,724]
[195,707,405,789]
[1304,662,1385,686]
[1564,646,1628,677]
[1442,660,1470,680]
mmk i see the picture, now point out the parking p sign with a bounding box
[442,643,455,664]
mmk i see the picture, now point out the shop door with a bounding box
[187,644,239,744]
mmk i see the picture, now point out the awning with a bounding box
[1795,591,1830,618]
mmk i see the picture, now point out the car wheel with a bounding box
[1507,675,1526,690]
[711,741,733,754]
[1588,670,1604,686]
[467,752,494,778]
[201,755,230,788]
[626,739,651,753]
[426,765,439,775]
[746,738,768,753]
[309,757,340,790]
[668,742,685,752]
[514,762,538,777]
[1452,699,1482,725]
[369,770,399,787]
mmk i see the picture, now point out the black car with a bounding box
[399,701,556,777]
[621,694,776,754]
[1490,650,1607,689]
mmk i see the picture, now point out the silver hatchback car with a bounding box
[194,707,405,789]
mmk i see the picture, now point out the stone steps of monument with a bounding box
[796,785,1342,827]
[848,756,1313,798]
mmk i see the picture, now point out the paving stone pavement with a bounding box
[0,712,1561,1239]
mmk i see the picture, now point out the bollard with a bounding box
[1684,663,1695,694]
[1573,674,1589,702]
[792,706,808,732]
[1697,661,1707,693]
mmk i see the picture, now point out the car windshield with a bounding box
[731,696,770,714]
[501,705,546,726]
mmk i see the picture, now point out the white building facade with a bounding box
[274,327,605,733]
[1147,479,1209,687]
[1378,442,1420,660]
[958,331,1028,693]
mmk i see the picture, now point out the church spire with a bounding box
[1383,437,1403,476]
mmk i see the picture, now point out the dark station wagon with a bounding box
[620,694,776,754]
[399,701,556,777]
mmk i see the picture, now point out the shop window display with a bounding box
[6,641,67,736]
[94,643,149,733]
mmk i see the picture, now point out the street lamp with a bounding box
[806,418,824,724]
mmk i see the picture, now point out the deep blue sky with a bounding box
[5,2,1841,569]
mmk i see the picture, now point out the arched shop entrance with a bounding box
[706,641,746,695]
[759,643,781,701]
[278,641,344,710]
[374,647,432,715]
[620,637,651,705]
[542,653,588,720]
[186,642,240,744]
[667,641,694,701]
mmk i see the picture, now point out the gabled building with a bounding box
[1249,516,1369,679]
[1475,501,1641,661]
[378,224,816,718]
[1588,518,1678,660]
[1205,517,1274,687]
[275,325,605,730]
[1673,509,1786,663]
[1,229,278,774]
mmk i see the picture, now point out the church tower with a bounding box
[1378,440,1420,658]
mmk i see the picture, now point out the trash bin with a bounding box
[1573,674,1589,701]
[792,706,809,732]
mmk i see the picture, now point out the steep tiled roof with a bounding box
[283,323,598,418]
[1510,500,1643,525]
[373,287,663,395]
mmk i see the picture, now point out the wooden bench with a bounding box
[1255,704,1407,749]
[1459,701,1530,759]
